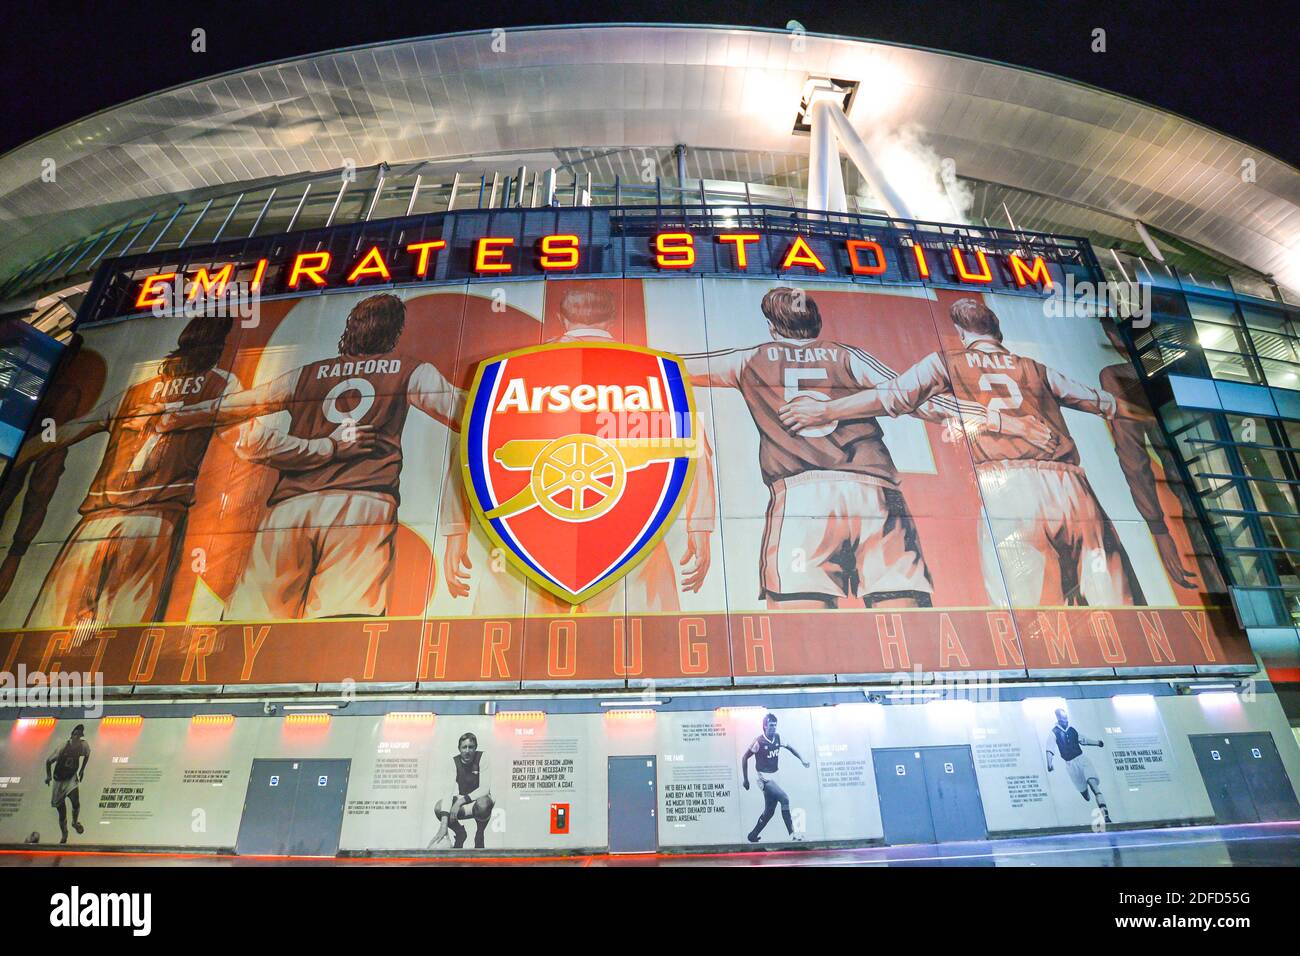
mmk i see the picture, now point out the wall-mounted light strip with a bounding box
[101,715,144,728]
[494,711,545,722]
[284,712,331,726]
[16,717,56,730]
[604,710,656,721]
[715,706,767,716]
[385,712,436,724]
[190,714,235,727]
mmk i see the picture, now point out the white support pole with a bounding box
[806,98,848,213]
[824,106,912,221]
[1133,220,1166,263]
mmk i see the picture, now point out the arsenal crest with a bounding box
[461,342,698,603]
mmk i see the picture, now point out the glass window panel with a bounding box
[1286,591,1300,627]
[1241,305,1293,334]
[1274,554,1300,589]
[1235,444,1293,482]
[1196,477,1245,511]
[180,196,241,247]
[283,186,344,232]
[1138,321,1208,377]
[1222,550,1273,587]
[1222,413,1275,446]
[1150,288,1192,319]
[1245,328,1300,363]
[1258,514,1300,552]
[250,187,315,236]
[1203,349,1262,383]
[1186,296,1241,326]
[218,189,273,241]
[1247,478,1299,514]
[368,177,419,220]
[1206,511,1257,548]
[1194,321,1251,354]
[1260,357,1300,389]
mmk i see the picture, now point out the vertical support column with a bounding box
[1133,220,1167,263]
[806,98,848,214]
[825,106,909,220]
[516,166,529,207]
[364,163,389,221]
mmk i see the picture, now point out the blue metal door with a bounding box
[922,746,988,843]
[1189,735,1258,823]
[608,756,657,853]
[236,759,300,855]
[1231,733,1300,822]
[287,759,351,856]
[872,748,935,845]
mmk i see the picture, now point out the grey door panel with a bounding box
[608,756,657,853]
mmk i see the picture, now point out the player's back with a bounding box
[81,369,229,514]
[944,344,1079,465]
[735,338,898,485]
[270,352,418,505]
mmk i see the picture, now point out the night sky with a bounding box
[1,0,1295,163]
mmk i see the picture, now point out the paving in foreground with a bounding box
[0,821,1297,867]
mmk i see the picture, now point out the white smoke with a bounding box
[854,124,974,225]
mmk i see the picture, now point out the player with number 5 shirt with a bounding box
[779,297,1153,608]
[682,288,1050,609]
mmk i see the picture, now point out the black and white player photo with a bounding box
[741,713,812,844]
[428,732,495,850]
[1046,707,1112,824]
[43,724,90,844]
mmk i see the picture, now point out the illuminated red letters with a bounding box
[539,234,580,271]
[407,240,446,277]
[655,232,695,269]
[846,239,887,275]
[717,233,760,269]
[780,236,827,272]
[474,237,515,273]
[346,246,392,283]
[287,251,331,288]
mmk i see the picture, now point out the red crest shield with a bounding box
[460,342,698,603]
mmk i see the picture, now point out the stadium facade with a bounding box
[0,24,1297,856]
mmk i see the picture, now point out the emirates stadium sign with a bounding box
[81,205,1100,324]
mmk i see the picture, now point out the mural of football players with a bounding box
[427,732,494,850]
[154,293,463,619]
[682,287,1044,610]
[13,314,342,628]
[779,297,1149,608]
[1045,707,1111,824]
[1099,316,1220,592]
[0,362,85,606]
[441,283,716,612]
[741,713,810,843]
[44,724,90,844]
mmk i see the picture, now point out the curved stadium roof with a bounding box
[1,23,1297,294]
